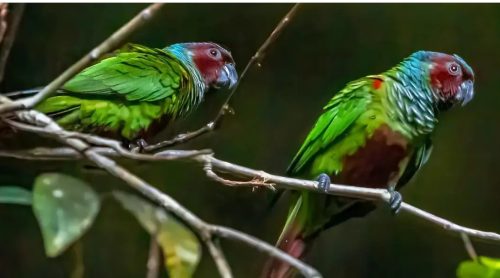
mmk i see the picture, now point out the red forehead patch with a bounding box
[373,79,383,90]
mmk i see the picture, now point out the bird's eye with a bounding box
[448,63,461,75]
[209,49,219,58]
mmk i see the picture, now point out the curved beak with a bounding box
[216,63,238,89]
[456,80,474,106]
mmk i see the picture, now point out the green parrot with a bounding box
[9,42,237,146]
[263,51,475,277]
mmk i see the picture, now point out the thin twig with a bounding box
[0,4,8,45]
[0,3,164,114]
[211,226,322,278]
[143,122,215,152]
[212,3,301,126]
[461,233,478,261]
[146,234,161,278]
[205,239,233,278]
[70,240,85,278]
[143,4,302,152]
[0,4,25,84]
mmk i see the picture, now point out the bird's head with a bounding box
[167,42,237,90]
[416,51,475,110]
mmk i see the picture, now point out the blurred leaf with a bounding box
[113,191,201,278]
[457,256,500,278]
[33,173,100,257]
[0,186,32,205]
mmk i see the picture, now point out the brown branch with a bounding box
[212,3,301,126]
[144,4,302,152]
[146,234,161,278]
[0,3,25,84]
[0,3,164,114]
[143,122,215,152]
[0,3,8,46]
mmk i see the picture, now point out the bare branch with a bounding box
[205,239,233,278]
[0,4,8,44]
[461,233,478,261]
[144,122,215,152]
[0,3,164,114]
[146,234,161,278]
[144,4,302,152]
[3,109,321,278]
[213,3,301,126]
[0,4,25,84]
[3,135,500,244]
[211,226,321,278]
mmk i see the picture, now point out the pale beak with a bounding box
[216,64,238,89]
[456,80,474,106]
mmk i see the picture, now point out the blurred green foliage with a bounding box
[32,173,100,258]
[458,257,500,278]
[0,3,499,277]
[114,191,201,278]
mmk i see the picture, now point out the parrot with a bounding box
[7,42,237,147]
[262,51,475,278]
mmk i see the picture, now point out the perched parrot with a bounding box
[9,42,237,146]
[263,51,475,278]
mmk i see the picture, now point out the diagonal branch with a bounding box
[144,4,302,152]
[0,3,164,114]
[4,109,321,278]
[0,3,25,84]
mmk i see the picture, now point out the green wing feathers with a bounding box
[36,44,191,140]
[287,79,373,176]
[62,43,187,101]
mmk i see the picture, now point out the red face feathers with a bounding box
[176,42,238,89]
[427,52,475,107]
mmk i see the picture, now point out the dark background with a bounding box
[0,3,499,278]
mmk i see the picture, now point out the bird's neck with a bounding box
[384,58,437,139]
[165,45,207,117]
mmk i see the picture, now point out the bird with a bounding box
[7,42,237,148]
[262,51,475,278]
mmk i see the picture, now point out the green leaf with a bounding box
[0,186,32,205]
[113,191,201,278]
[33,173,100,257]
[457,257,500,278]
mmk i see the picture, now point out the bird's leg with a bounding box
[127,138,149,153]
[316,173,331,192]
[388,188,402,215]
[135,138,149,152]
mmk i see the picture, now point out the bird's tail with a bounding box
[261,193,315,278]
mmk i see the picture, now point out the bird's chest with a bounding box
[334,124,411,189]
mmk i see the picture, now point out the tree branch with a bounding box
[461,233,478,261]
[0,3,25,84]
[2,129,500,244]
[144,4,302,152]
[2,109,321,278]
[146,234,160,278]
[0,3,164,114]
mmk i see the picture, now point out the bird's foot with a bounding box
[128,138,149,153]
[388,190,402,215]
[315,173,331,192]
